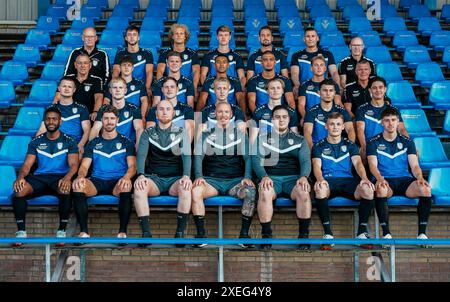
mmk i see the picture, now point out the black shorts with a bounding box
[385,177,416,196]
[89,177,120,195]
[25,174,65,196]
[327,178,360,200]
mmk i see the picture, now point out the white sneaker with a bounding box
[356,233,374,249]
[117,233,127,239]
[55,230,66,247]
[382,234,393,248]
[321,234,335,250]
[75,232,90,246]
[417,233,431,248]
[13,231,27,247]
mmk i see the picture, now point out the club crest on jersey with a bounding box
[183,54,188,60]
[92,59,98,67]
[288,139,294,145]
[341,145,347,153]
[57,142,63,150]
[268,138,275,144]
[84,85,91,92]
[137,55,142,61]
[397,143,403,150]
[209,133,217,141]
[209,111,216,119]
[151,133,159,140]
[72,107,78,114]
[170,133,176,141]
[228,55,233,61]
[229,133,235,140]
[124,111,129,118]
[178,83,183,90]
[116,143,122,150]
[175,110,180,116]
[130,85,136,91]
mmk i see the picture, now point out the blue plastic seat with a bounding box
[23,80,58,107]
[276,197,359,207]
[343,5,365,21]
[177,17,200,34]
[70,17,95,31]
[46,4,68,20]
[24,29,51,50]
[97,45,118,67]
[0,136,32,168]
[277,5,300,21]
[244,17,268,34]
[186,34,199,50]
[403,45,431,69]
[348,17,372,35]
[0,166,15,205]
[0,80,15,108]
[36,16,60,35]
[111,5,135,19]
[408,4,431,21]
[442,4,450,22]
[429,31,450,52]
[211,5,233,19]
[144,6,168,21]
[359,31,382,47]
[286,47,303,65]
[244,0,264,9]
[443,46,450,68]
[246,32,260,49]
[392,30,419,52]
[428,168,450,206]
[414,136,450,170]
[429,81,450,110]
[309,5,333,21]
[139,31,162,49]
[314,17,338,33]
[279,17,303,36]
[141,18,165,33]
[399,0,420,9]
[99,30,125,48]
[87,0,108,9]
[319,31,345,49]
[0,61,28,86]
[376,62,403,83]
[400,109,436,138]
[104,16,128,32]
[329,46,350,68]
[8,107,45,136]
[80,5,102,21]
[27,195,59,206]
[52,44,75,63]
[179,6,201,20]
[305,0,327,10]
[387,196,418,206]
[62,29,84,46]
[415,62,445,88]
[283,32,306,49]
[337,0,359,10]
[382,17,407,37]
[380,5,399,19]
[40,61,65,81]
[13,44,41,67]
[244,5,267,19]
[444,111,450,135]
[117,0,140,9]
[386,81,421,109]
[417,17,442,37]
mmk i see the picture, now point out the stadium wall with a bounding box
[1,209,450,282]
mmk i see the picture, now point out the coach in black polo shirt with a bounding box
[339,37,375,88]
[64,27,110,85]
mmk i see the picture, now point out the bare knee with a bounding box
[192,186,204,202]
[359,185,374,200]
[314,187,328,199]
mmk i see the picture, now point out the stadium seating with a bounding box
[244,17,268,34]
[177,17,200,34]
[318,31,345,49]
[0,80,15,108]
[12,44,41,67]
[186,34,199,50]
[400,109,436,138]
[23,80,58,107]
[99,30,125,48]
[408,4,431,21]
[403,45,431,69]
[52,44,75,63]
[392,31,419,52]
[87,0,108,9]
[305,0,327,10]
[139,31,163,49]
[399,0,420,9]
[111,5,135,19]
[144,6,168,21]
[442,4,450,22]
[443,46,450,68]
[309,5,333,21]
[245,5,267,19]
[429,81,450,110]
[105,16,129,32]
[0,166,15,205]
[415,62,445,88]
[376,62,403,83]
[279,17,303,36]
[414,136,450,170]
[417,17,442,37]
[97,45,118,67]
[24,29,51,50]
[210,18,234,32]
[428,168,450,206]
[80,5,102,21]
[342,5,366,21]
[36,16,60,35]
[62,29,84,46]
[8,107,45,136]
[429,31,450,52]
[329,46,350,68]
[444,111,450,135]
[386,81,421,109]
[118,0,140,9]
[277,4,300,21]
[359,31,382,47]
[246,32,260,49]
[286,47,303,65]
[40,61,65,81]
[380,5,399,19]
[283,32,306,49]
[70,17,95,30]
[314,17,338,33]
[348,17,372,36]
[0,135,32,168]
[0,61,28,86]
[365,46,392,63]
[382,17,407,37]
[140,18,165,33]
[46,4,68,21]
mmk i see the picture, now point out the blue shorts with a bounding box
[270,175,299,198]
[89,177,120,195]
[386,177,415,196]
[147,175,181,194]
[326,177,360,200]
[25,174,65,196]
[204,177,242,195]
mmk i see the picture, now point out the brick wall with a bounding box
[1,207,450,282]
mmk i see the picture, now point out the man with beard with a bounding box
[72,105,136,240]
[12,107,79,245]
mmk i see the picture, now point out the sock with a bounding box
[193,215,205,236]
[315,198,333,235]
[176,212,188,233]
[57,194,72,231]
[138,216,150,234]
[418,196,432,235]
[298,218,311,238]
[12,196,27,231]
[375,197,390,236]
[261,221,272,237]
[357,198,374,235]
[118,192,132,233]
[240,215,253,236]
[72,192,88,233]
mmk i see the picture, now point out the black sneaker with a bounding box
[175,231,185,248]
[238,233,254,248]
[138,231,152,248]
[260,233,272,251]
[298,234,311,251]
[192,234,207,248]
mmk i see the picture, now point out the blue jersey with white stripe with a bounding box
[152,76,194,105]
[202,75,242,106]
[304,103,351,144]
[105,78,147,107]
[158,47,200,80]
[147,101,194,128]
[356,102,403,141]
[114,48,153,82]
[366,134,416,179]
[312,138,359,179]
[84,134,135,180]
[290,48,336,84]
[247,74,293,108]
[52,102,89,142]
[201,103,245,130]
[253,104,298,134]
[247,47,288,75]
[299,79,340,111]
[96,102,142,142]
[201,49,245,78]
[27,133,78,175]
